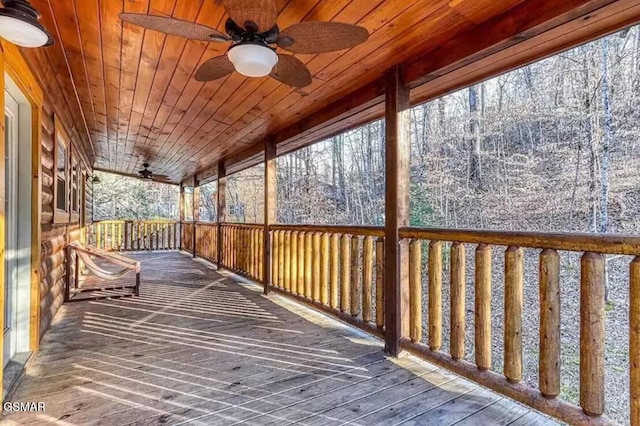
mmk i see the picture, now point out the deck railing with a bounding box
[194,222,218,263]
[269,225,385,336]
[98,220,640,424]
[218,223,264,282]
[90,220,179,251]
[181,222,195,253]
[399,227,640,425]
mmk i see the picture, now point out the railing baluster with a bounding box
[475,243,492,371]
[330,234,339,309]
[272,231,279,287]
[362,236,373,323]
[580,252,605,417]
[504,246,524,383]
[429,241,443,350]
[284,231,291,292]
[291,231,298,295]
[539,248,560,398]
[409,239,422,343]
[375,237,384,329]
[340,234,351,313]
[350,236,360,317]
[297,232,305,295]
[305,233,312,298]
[450,242,465,360]
[313,232,321,302]
[278,229,285,288]
[321,233,330,305]
[631,256,640,425]
[258,229,264,281]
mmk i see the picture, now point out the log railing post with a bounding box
[216,163,226,269]
[504,246,524,383]
[428,240,443,350]
[284,231,291,292]
[375,237,385,329]
[297,232,305,295]
[409,239,422,343]
[313,232,322,302]
[340,234,351,312]
[330,234,339,308]
[631,256,640,426]
[580,252,605,417]
[263,138,276,293]
[321,233,330,305]
[450,242,465,360]
[362,236,374,323]
[384,65,411,355]
[305,232,312,298]
[291,231,298,295]
[539,249,560,398]
[475,243,492,371]
[350,236,360,316]
[272,230,279,287]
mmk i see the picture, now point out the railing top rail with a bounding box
[220,222,264,229]
[269,224,385,237]
[94,219,178,223]
[400,226,640,256]
[195,221,218,226]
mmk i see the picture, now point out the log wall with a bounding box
[21,48,94,339]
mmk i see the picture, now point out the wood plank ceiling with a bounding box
[31,0,526,182]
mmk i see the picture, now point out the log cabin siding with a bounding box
[19,49,95,339]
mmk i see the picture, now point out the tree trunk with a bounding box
[468,85,482,188]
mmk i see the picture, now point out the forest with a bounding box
[93,25,640,423]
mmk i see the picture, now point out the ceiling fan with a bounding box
[138,163,171,183]
[119,0,369,88]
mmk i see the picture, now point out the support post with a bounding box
[179,183,185,251]
[384,65,411,356]
[263,138,276,294]
[193,178,200,258]
[216,163,227,268]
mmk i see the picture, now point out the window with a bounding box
[54,116,70,223]
[70,156,79,221]
[53,116,85,224]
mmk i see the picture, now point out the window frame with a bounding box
[53,115,70,224]
[70,154,80,223]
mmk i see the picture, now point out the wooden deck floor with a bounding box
[4,252,557,425]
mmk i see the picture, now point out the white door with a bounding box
[4,92,19,367]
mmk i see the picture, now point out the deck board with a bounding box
[3,253,557,425]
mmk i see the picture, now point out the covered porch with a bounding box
[0,0,639,424]
[4,252,554,425]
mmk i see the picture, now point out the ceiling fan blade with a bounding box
[119,13,229,42]
[219,0,278,33]
[270,55,312,88]
[277,22,369,54]
[195,55,235,82]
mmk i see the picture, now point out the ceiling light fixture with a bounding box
[227,44,278,78]
[0,0,53,48]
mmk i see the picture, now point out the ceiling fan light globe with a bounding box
[228,44,278,78]
[0,14,50,48]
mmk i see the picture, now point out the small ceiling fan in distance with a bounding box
[119,0,369,88]
[138,163,171,184]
